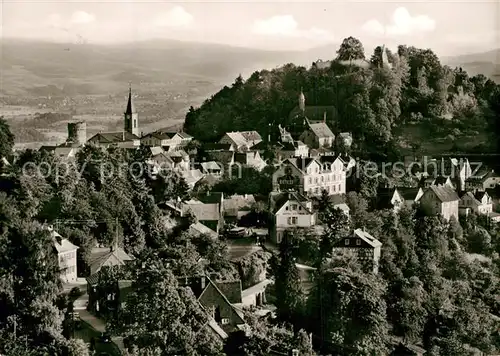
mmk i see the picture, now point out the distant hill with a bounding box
[442,49,500,82]
[0,38,338,97]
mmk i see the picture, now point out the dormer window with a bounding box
[344,239,349,246]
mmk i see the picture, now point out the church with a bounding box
[87,84,141,148]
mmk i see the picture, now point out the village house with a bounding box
[223,194,256,221]
[396,187,424,207]
[219,131,262,152]
[180,168,204,189]
[200,161,223,176]
[269,191,317,244]
[299,120,335,149]
[50,227,79,283]
[234,151,267,171]
[376,187,423,211]
[466,169,500,191]
[275,141,310,161]
[86,131,141,149]
[272,156,347,197]
[86,245,134,314]
[140,131,192,149]
[332,229,382,274]
[189,221,218,240]
[420,185,460,221]
[182,200,224,235]
[459,191,493,216]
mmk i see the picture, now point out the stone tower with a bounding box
[124,84,139,137]
[299,88,305,112]
[67,121,87,146]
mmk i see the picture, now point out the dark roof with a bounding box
[307,122,335,138]
[215,280,242,304]
[89,131,140,143]
[203,143,233,151]
[198,192,224,205]
[205,151,234,165]
[240,131,262,142]
[234,151,261,165]
[286,157,316,172]
[474,191,487,201]
[270,191,311,214]
[289,105,337,123]
[396,187,422,200]
[88,246,134,275]
[428,185,459,202]
[434,175,450,186]
[183,203,220,221]
[376,187,398,209]
[39,146,56,152]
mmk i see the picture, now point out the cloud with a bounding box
[252,15,333,41]
[70,11,96,25]
[154,6,194,28]
[362,7,436,37]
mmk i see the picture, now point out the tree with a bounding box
[271,231,304,325]
[0,117,14,159]
[319,205,350,259]
[112,256,223,355]
[336,36,366,64]
[307,266,390,355]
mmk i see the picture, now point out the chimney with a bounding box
[122,131,125,141]
[323,111,326,123]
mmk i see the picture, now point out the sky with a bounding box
[1,0,499,56]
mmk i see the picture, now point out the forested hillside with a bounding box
[184,37,500,158]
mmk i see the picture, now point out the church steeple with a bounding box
[299,88,305,112]
[124,83,139,137]
[125,83,136,115]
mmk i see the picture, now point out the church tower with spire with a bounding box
[299,88,306,112]
[124,83,139,137]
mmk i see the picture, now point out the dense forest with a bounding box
[184,37,500,159]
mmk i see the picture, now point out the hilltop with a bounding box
[184,38,500,159]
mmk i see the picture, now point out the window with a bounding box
[298,206,302,211]
[308,178,312,184]
[321,176,324,182]
[134,120,137,128]
[287,217,297,225]
[285,206,289,211]
[333,185,336,192]
[221,318,229,325]
[344,239,349,246]
[315,178,318,184]
[338,184,341,191]
[291,204,298,210]
[356,239,361,246]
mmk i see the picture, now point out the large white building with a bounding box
[272,156,347,197]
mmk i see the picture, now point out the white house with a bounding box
[420,185,460,221]
[459,191,493,216]
[272,156,347,197]
[50,227,79,283]
[219,131,262,152]
[269,191,317,244]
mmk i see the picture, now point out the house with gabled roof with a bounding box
[332,229,382,274]
[396,187,424,207]
[269,191,317,244]
[466,169,500,192]
[234,151,267,171]
[219,131,262,152]
[272,156,347,197]
[87,131,141,148]
[299,121,335,149]
[420,185,460,221]
[459,191,493,216]
[50,227,79,283]
[200,161,222,176]
[88,245,135,276]
[182,200,223,234]
[140,130,192,149]
[195,276,246,333]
